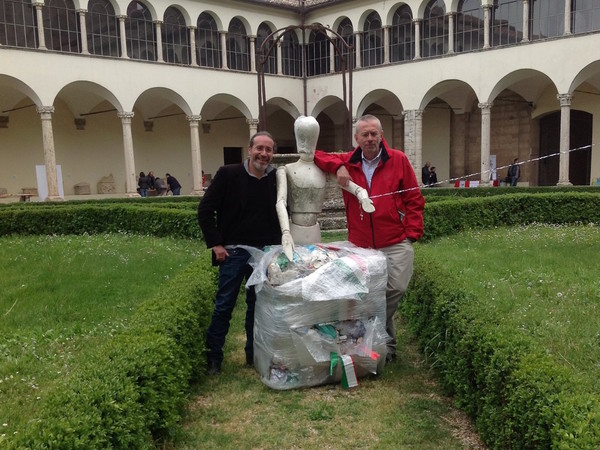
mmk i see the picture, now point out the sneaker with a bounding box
[207,359,221,376]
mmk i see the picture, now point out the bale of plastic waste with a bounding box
[246,242,388,390]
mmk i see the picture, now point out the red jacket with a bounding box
[314,139,425,249]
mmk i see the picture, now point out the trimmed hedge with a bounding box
[9,253,216,449]
[403,256,600,448]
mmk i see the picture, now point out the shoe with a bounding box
[246,353,254,367]
[386,353,396,363]
[207,359,221,376]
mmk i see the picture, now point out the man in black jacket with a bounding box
[197,131,281,375]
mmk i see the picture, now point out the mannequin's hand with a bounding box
[356,189,375,213]
[282,230,295,261]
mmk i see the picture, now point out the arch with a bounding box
[55,80,124,116]
[422,0,448,57]
[0,75,43,107]
[227,17,250,71]
[162,6,190,64]
[257,22,276,74]
[390,3,414,62]
[196,11,221,68]
[134,86,192,118]
[201,93,252,121]
[421,79,477,113]
[356,89,403,118]
[488,69,556,104]
[44,0,80,53]
[87,0,120,57]
[126,0,157,61]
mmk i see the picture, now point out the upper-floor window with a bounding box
[126,1,155,61]
[491,0,523,46]
[390,5,413,62]
[306,28,329,76]
[44,0,79,52]
[163,6,189,64]
[335,18,354,72]
[362,11,383,66]
[227,18,249,71]
[257,22,276,74]
[456,0,484,52]
[0,0,37,48]
[281,30,301,76]
[196,12,220,68]
[422,0,448,57]
[572,0,600,33]
[530,0,564,40]
[87,0,119,57]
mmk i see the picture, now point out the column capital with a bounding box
[246,118,259,127]
[187,114,202,123]
[33,2,44,7]
[412,18,422,24]
[557,93,573,107]
[153,20,163,25]
[478,102,493,111]
[188,25,197,31]
[37,105,55,115]
[118,111,135,120]
[446,11,456,17]
[401,109,424,119]
[117,15,127,20]
[77,8,87,13]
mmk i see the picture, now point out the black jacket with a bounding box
[197,163,281,250]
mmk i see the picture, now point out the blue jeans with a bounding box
[206,247,255,364]
[139,188,148,197]
[171,187,181,195]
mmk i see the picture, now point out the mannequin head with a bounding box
[294,116,320,162]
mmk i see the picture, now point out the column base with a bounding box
[125,192,141,198]
[45,195,64,202]
[556,180,572,187]
[190,189,204,196]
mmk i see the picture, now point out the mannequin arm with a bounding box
[276,166,295,260]
[343,180,375,213]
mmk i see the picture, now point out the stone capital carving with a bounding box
[37,105,55,115]
[478,102,493,111]
[117,111,135,120]
[557,93,573,107]
[246,118,259,127]
[187,114,201,123]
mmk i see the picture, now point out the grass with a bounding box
[0,233,202,439]
[417,223,600,390]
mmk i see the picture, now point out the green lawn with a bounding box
[0,234,202,440]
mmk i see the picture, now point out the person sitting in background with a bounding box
[428,166,438,186]
[154,177,167,195]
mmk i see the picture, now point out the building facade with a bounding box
[1,0,599,199]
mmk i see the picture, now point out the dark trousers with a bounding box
[206,248,255,364]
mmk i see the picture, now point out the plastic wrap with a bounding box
[245,242,389,390]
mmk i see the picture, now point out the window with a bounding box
[491,0,523,46]
[572,0,600,33]
[163,7,189,64]
[362,12,383,66]
[126,1,155,61]
[306,28,329,76]
[422,0,448,57]
[456,0,484,52]
[0,0,37,47]
[257,22,276,74]
[227,18,249,71]
[44,0,79,52]
[196,12,220,68]
[335,18,354,72]
[281,30,301,76]
[87,0,119,57]
[530,0,564,40]
[390,5,414,62]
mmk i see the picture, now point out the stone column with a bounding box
[557,93,573,186]
[118,16,128,58]
[383,26,390,64]
[329,35,336,73]
[247,118,259,140]
[478,102,493,186]
[354,32,362,69]
[447,12,455,54]
[402,109,423,173]
[78,9,89,54]
[155,21,164,62]
[277,39,283,75]
[187,115,203,195]
[564,0,572,35]
[483,4,491,49]
[220,31,228,69]
[34,3,46,49]
[37,106,61,200]
[249,36,256,72]
[413,19,421,59]
[522,0,530,42]
[117,112,138,196]
[189,26,198,66]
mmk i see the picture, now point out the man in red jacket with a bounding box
[314,114,425,362]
